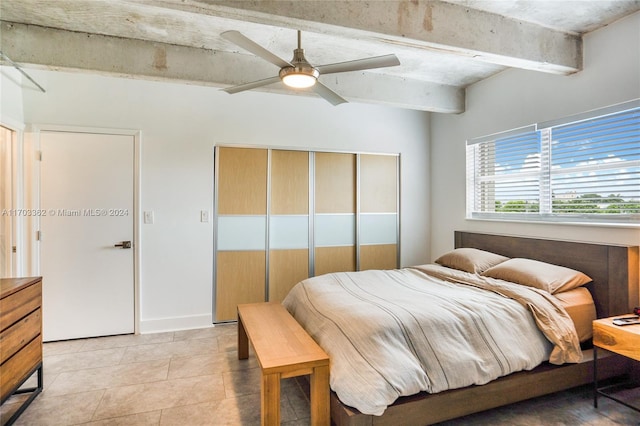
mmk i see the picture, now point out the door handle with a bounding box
[114,241,132,249]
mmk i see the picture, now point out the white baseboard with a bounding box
[139,313,215,334]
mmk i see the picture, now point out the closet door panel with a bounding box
[360,244,398,271]
[315,246,356,276]
[217,216,266,250]
[315,152,355,214]
[314,152,356,275]
[215,251,266,321]
[315,214,355,247]
[269,215,308,249]
[271,150,309,215]
[359,154,399,270]
[269,249,309,302]
[360,213,397,245]
[215,147,268,322]
[360,154,397,213]
[269,150,310,301]
[218,147,267,215]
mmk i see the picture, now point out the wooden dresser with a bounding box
[0,277,43,425]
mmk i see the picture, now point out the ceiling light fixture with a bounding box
[279,31,319,89]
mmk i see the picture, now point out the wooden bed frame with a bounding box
[329,231,639,425]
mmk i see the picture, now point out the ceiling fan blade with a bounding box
[313,82,347,106]
[316,54,400,75]
[222,76,281,94]
[221,30,291,69]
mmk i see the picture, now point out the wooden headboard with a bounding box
[455,231,639,318]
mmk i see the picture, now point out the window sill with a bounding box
[466,216,640,230]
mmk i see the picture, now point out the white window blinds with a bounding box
[467,101,640,224]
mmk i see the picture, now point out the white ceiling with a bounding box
[1,0,639,112]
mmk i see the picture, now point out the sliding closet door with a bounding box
[213,147,399,322]
[215,147,267,321]
[269,150,310,302]
[314,152,356,275]
[359,154,399,270]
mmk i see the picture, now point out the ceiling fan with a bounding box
[220,30,401,105]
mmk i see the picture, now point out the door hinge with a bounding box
[37,150,42,161]
[36,230,41,241]
[12,246,16,253]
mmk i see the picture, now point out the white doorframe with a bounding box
[31,124,142,335]
[0,117,26,277]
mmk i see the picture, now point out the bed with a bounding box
[282,231,639,425]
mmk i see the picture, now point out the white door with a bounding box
[40,131,134,341]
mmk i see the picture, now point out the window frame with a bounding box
[466,100,640,226]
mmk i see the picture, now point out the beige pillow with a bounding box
[435,248,509,274]
[481,258,592,294]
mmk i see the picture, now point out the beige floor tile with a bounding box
[44,348,126,375]
[222,367,261,399]
[46,359,170,396]
[159,391,301,426]
[216,333,237,353]
[119,337,218,364]
[284,380,311,420]
[81,332,175,351]
[159,397,255,426]
[120,341,186,364]
[84,410,162,425]
[282,419,311,426]
[92,374,226,420]
[43,338,90,356]
[173,324,235,341]
[185,336,221,354]
[12,389,104,426]
[168,351,258,380]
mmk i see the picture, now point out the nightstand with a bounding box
[593,316,640,412]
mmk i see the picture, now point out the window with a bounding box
[467,100,640,224]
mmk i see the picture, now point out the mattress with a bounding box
[555,287,596,342]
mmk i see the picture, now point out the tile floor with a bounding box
[0,324,638,425]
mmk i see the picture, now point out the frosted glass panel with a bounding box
[360,213,397,245]
[217,216,266,250]
[270,215,309,249]
[315,214,355,246]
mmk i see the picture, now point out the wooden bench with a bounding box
[237,302,330,426]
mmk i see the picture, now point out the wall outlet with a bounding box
[143,210,154,224]
[200,210,210,223]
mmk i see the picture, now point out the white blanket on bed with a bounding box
[282,265,582,416]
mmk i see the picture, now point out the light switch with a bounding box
[200,210,210,223]
[144,211,154,224]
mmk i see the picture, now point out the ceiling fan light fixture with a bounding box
[279,66,319,88]
[279,46,319,89]
[221,29,399,105]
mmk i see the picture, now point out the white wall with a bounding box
[430,12,640,258]
[19,72,430,332]
[0,67,25,126]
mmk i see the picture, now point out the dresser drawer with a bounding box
[0,281,42,332]
[0,308,42,365]
[0,335,42,402]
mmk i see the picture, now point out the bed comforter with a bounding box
[282,264,582,416]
